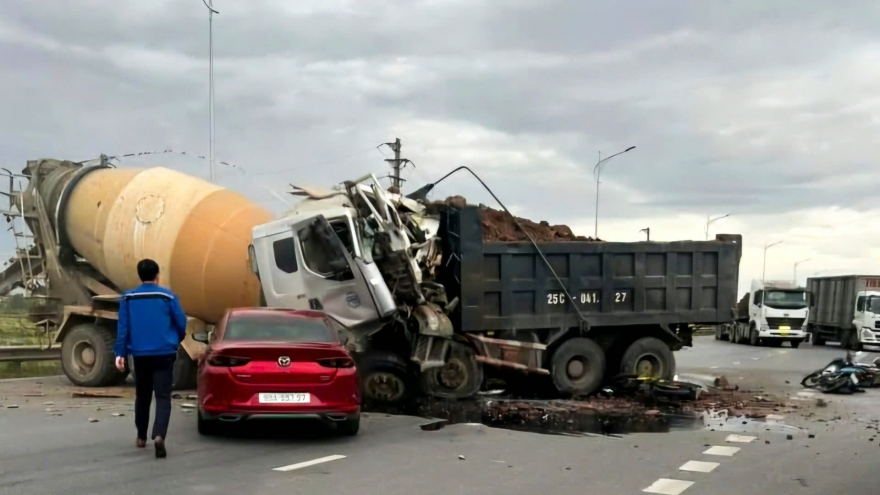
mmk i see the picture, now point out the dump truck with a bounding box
[249,173,743,400]
[4,158,743,400]
[807,275,880,350]
[717,279,809,347]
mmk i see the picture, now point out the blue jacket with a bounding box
[114,283,188,358]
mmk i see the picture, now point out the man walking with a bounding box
[114,259,188,458]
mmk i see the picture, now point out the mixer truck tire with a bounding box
[358,352,412,404]
[419,341,484,399]
[61,323,125,387]
[619,337,675,381]
[550,337,605,397]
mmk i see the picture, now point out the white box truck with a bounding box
[807,275,880,350]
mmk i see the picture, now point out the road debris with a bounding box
[419,419,448,431]
[88,417,99,423]
[180,403,196,409]
[458,455,466,461]
[72,391,124,399]
[6,404,19,409]
[112,412,125,417]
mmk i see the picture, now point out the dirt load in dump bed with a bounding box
[435,196,601,243]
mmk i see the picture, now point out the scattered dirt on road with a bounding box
[433,196,601,242]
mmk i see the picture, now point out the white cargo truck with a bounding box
[807,275,880,351]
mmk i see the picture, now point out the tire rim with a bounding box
[364,371,405,402]
[435,358,468,391]
[633,353,662,378]
[71,340,96,376]
[566,357,588,383]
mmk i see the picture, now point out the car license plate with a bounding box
[258,393,310,404]
[779,326,790,336]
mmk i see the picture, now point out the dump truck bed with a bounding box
[438,206,743,333]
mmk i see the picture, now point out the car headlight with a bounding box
[861,327,874,340]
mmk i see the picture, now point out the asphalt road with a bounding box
[0,337,878,495]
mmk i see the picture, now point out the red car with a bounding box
[192,308,361,436]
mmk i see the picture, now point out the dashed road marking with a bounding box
[273,455,346,472]
[679,460,719,473]
[732,361,740,365]
[725,434,756,443]
[643,478,695,494]
[703,445,740,456]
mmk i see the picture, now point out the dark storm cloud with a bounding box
[2,0,880,242]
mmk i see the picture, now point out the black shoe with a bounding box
[154,438,167,459]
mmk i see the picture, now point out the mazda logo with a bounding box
[278,356,291,367]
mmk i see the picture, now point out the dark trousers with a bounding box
[133,354,176,441]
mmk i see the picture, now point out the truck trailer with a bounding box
[807,275,880,350]
[719,279,809,347]
[4,157,743,400]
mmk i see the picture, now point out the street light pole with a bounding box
[793,258,811,283]
[705,213,730,240]
[202,0,219,182]
[593,146,636,238]
[639,227,650,241]
[762,240,784,282]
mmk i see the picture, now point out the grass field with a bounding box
[0,298,62,379]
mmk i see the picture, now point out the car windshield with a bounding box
[763,290,807,309]
[868,296,880,314]
[223,313,337,343]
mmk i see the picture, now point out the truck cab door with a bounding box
[854,292,867,328]
[291,215,390,328]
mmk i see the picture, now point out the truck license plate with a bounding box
[258,393,310,404]
[779,326,790,336]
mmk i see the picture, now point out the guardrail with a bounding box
[0,345,59,362]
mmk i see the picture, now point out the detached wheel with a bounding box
[550,338,606,396]
[337,415,360,436]
[61,323,125,387]
[420,341,483,399]
[197,411,221,436]
[619,337,675,381]
[359,352,411,404]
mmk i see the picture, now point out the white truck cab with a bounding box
[749,279,809,343]
[853,291,880,345]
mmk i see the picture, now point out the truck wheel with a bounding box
[845,329,863,352]
[790,340,802,349]
[61,323,125,387]
[550,338,605,397]
[812,334,826,346]
[619,337,675,381]
[420,341,483,399]
[749,328,761,346]
[172,347,197,390]
[359,352,411,404]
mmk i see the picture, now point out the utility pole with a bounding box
[639,227,650,241]
[382,138,411,192]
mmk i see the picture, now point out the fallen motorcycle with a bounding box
[800,351,880,393]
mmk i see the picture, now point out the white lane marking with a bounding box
[273,455,346,472]
[732,361,740,365]
[703,446,740,456]
[750,357,759,360]
[643,478,694,494]
[710,366,719,369]
[725,434,756,443]
[679,460,719,473]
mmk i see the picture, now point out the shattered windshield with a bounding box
[763,290,808,309]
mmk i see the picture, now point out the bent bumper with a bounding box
[758,329,807,339]
[201,406,360,423]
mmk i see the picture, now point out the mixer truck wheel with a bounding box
[619,337,675,381]
[420,341,484,400]
[61,323,125,387]
[550,337,605,397]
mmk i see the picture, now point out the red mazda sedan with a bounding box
[192,308,361,436]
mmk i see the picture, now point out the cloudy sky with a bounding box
[2,0,880,296]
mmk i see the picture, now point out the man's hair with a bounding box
[137,259,160,282]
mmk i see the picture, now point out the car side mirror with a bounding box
[192,332,209,344]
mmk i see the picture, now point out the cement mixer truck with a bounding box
[5,157,743,401]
